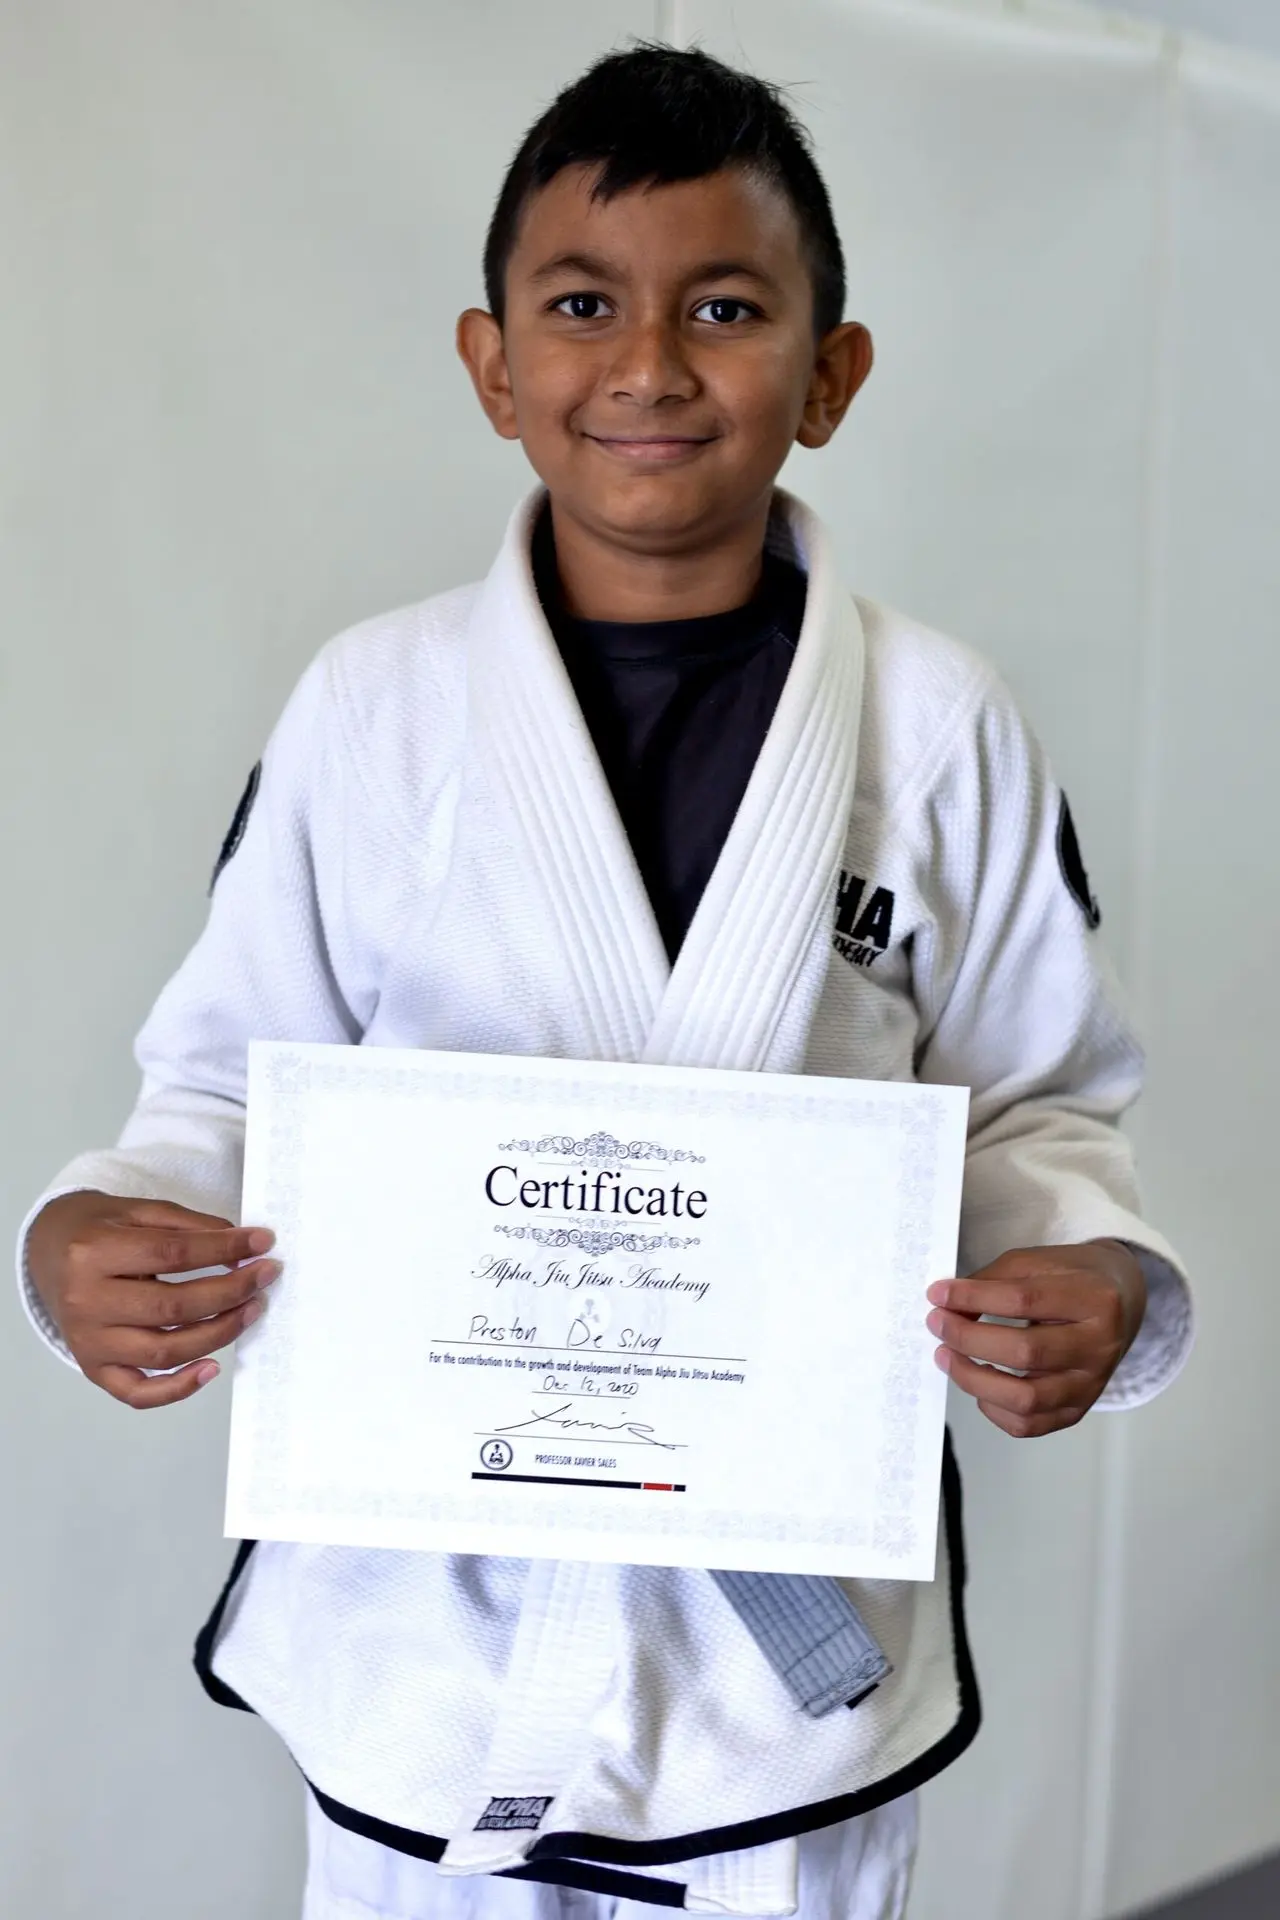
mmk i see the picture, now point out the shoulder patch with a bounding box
[1056,794,1101,930]
[209,762,262,894]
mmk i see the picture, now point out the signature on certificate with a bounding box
[492,1402,681,1450]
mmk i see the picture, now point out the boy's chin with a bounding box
[551,473,749,551]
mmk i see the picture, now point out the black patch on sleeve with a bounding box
[209,762,262,894]
[1056,794,1101,929]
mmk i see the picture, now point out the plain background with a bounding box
[2,3,1277,1917]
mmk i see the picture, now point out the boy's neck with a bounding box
[545,496,773,623]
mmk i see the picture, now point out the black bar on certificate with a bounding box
[472,1472,686,1492]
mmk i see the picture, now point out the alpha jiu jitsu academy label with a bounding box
[226,1042,968,1580]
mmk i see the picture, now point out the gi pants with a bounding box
[302,1794,918,1920]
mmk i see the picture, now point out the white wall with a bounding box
[1101,39,1280,1911]
[3,4,1278,1918]
[1097,0,1280,60]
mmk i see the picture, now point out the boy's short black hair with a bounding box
[484,43,846,340]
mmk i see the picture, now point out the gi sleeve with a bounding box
[910,667,1193,1411]
[17,645,365,1367]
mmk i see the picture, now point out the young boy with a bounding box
[19,44,1192,1920]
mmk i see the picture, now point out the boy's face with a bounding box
[459,165,871,557]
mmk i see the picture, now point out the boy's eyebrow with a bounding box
[528,250,625,285]
[526,250,783,295]
[692,260,783,294]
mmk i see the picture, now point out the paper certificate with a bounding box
[226,1042,969,1580]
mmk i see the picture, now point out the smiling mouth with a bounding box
[586,434,716,462]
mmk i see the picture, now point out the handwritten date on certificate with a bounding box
[229,1041,967,1577]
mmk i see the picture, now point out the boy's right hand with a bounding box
[26,1191,279,1409]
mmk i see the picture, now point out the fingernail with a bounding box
[196,1362,220,1386]
[934,1347,952,1373]
[926,1310,944,1336]
[927,1282,951,1308]
[255,1260,283,1288]
[241,1299,264,1328]
[247,1228,275,1255]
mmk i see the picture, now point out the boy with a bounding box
[19,44,1192,1920]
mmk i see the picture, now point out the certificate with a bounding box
[226,1042,968,1579]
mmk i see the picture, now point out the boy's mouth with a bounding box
[585,434,716,464]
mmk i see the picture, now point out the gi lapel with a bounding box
[466,490,670,1066]
[467,486,864,1075]
[641,491,864,1073]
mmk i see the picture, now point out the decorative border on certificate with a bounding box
[245,1046,953,1562]
[493,1222,701,1253]
[497,1129,705,1166]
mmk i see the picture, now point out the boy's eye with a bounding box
[553,292,613,320]
[692,297,758,325]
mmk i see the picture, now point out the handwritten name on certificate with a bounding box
[226,1043,969,1580]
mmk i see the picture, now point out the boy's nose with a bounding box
[603,319,701,404]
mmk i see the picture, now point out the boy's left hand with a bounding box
[925,1241,1146,1438]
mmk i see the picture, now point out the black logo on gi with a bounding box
[209,761,262,894]
[833,868,896,970]
[475,1795,554,1833]
[481,1439,513,1472]
[1057,795,1101,929]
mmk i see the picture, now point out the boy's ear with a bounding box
[796,323,874,451]
[456,309,521,441]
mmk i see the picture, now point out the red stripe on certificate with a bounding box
[474,1472,686,1493]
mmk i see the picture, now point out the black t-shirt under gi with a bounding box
[531,507,808,961]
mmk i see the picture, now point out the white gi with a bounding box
[18,488,1193,1919]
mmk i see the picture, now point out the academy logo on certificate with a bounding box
[475,1796,554,1832]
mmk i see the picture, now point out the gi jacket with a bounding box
[18,489,1193,1909]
